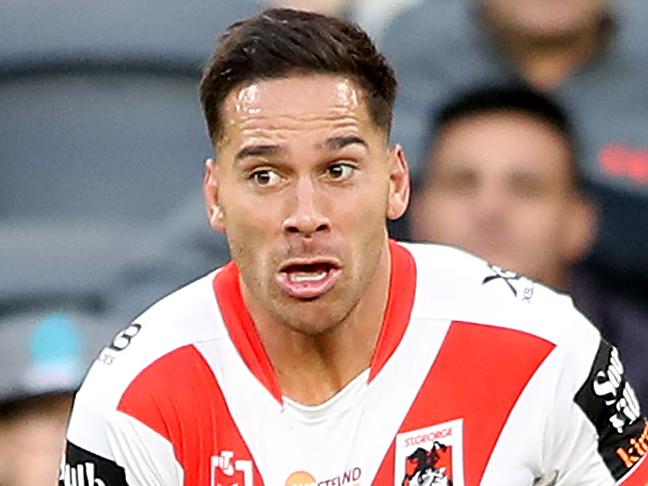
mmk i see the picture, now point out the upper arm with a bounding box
[60,405,183,486]
[546,330,647,485]
[59,379,183,486]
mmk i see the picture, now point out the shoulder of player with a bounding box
[398,244,646,480]
[75,269,226,413]
[400,241,599,349]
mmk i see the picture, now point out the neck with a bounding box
[249,242,392,406]
[487,17,608,89]
[542,267,569,292]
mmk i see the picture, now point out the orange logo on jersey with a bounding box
[285,471,316,486]
[285,468,361,486]
[617,422,648,468]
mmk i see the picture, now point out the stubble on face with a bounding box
[214,74,393,338]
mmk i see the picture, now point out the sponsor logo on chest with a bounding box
[284,467,362,486]
[395,419,464,486]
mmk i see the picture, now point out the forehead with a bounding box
[484,0,602,14]
[218,74,376,146]
[434,112,572,175]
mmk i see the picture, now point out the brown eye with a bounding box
[435,169,479,195]
[327,163,355,181]
[510,173,547,199]
[250,169,282,187]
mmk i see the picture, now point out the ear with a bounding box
[203,158,225,233]
[386,144,411,221]
[561,195,598,264]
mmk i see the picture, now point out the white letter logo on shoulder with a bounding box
[61,462,106,486]
[592,346,641,433]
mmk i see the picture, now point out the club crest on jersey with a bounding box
[211,451,253,486]
[395,419,464,486]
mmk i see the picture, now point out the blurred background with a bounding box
[1,1,646,484]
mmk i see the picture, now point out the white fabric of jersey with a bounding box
[61,242,647,486]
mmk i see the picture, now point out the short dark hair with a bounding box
[424,84,588,193]
[199,8,397,143]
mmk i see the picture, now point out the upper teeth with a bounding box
[289,271,328,283]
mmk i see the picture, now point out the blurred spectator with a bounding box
[0,308,118,485]
[382,0,648,292]
[412,85,597,290]
[411,84,648,405]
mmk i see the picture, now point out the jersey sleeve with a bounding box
[59,362,184,486]
[543,310,648,485]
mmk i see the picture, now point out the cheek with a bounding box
[514,201,566,245]
[222,192,281,237]
[223,210,279,274]
[331,183,388,229]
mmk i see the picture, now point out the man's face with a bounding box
[412,112,594,287]
[0,395,72,486]
[205,74,408,335]
[481,0,606,40]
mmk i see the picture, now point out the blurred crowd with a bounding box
[1,0,646,484]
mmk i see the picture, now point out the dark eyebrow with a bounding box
[321,135,368,151]
[235,144,284,162]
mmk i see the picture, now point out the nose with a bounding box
[472,184,510,230]
[282,178,331,238]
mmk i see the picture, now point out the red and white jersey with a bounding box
[60,241,648,486]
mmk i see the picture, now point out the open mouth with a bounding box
[276,259,342,300]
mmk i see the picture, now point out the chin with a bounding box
[286,317,337,337]
[280,301,345,337]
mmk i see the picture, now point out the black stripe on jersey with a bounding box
[59,441,128,486]
[574,339,647,480]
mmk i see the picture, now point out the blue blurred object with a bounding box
[26,313,85,396]
[0,308,120,404]
[30,313,83,364]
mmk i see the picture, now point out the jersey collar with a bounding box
[212,239,417,403]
